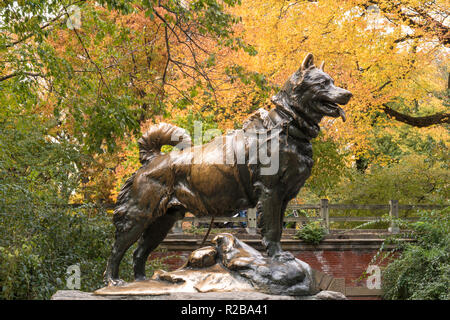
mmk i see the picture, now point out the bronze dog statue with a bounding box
[104,53,352,285]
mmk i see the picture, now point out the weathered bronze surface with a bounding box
[97,233,315,295]
[103,53,352,288]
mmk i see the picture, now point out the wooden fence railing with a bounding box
[68,200,446,234]
[172,199,448,234]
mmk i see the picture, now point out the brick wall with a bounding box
[294,250,378,287]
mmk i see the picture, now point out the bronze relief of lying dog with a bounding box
[104,53,352,286]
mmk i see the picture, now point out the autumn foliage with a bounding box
[1,0,448,203]
[2,0,450,300]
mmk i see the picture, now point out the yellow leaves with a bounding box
[218,0,449,163]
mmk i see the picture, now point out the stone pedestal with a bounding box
[51,290,346,300]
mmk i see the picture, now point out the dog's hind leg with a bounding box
[133,208,185,281]
[104,221,147,286]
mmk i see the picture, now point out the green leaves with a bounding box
[1,1,141,154]
[0,203,175,299]
[332,154,449,206]
[294,220,327,245]
[95,0,134,14]
[382,209,450,300]
[300,133,347,200]
[224,64,271,92]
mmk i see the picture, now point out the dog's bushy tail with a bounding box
[113,123,191,229]
[137,122,192,164]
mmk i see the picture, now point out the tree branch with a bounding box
[0,72,43,82]
[63,7,112,96]
[152,6,219,105]
[382,104,450,127]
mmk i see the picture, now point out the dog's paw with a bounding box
[134,276,147,282]
[106,278,127,287]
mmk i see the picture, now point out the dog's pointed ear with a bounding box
[301,53,314,71]
[320,61,325,71]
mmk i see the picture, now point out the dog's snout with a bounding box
[337,89,352,104]
[343,91,352,102]
[344,90,352,99]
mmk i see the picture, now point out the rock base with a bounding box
[100,233,317,296]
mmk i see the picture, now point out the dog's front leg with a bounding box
[258,187,293,261]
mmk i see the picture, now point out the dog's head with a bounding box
[272,53,352,135]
